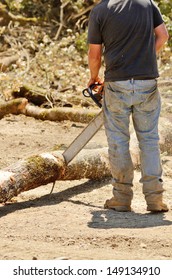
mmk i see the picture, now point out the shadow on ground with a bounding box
[0,178,172,230]
[88,209,172,229]
[0,178,109,218]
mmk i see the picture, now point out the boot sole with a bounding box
[104,204,131,212]
[147,207,169,213]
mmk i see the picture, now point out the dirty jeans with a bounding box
[103,79,163,204]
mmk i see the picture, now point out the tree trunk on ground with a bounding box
[0,98,99,123]
[0,4,37,26]
[0,98,28,119]
[24,104,99,123]
[63,148,111,180]
[0,148,111,203]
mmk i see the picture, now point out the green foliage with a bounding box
[4,0,23,11]
[4,0,58,19]
[75,31,88,54]
[71,0,83,10]
[3,0,172,49]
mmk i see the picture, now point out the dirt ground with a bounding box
[0,111,172,261]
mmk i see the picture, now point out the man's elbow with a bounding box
[88,44,102,60]
[162,31,169,44]
[155,23,169,44]
[159,32,169,50]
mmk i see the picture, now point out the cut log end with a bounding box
[0,152,66,203]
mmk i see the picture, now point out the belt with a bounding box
[130,77,156,80]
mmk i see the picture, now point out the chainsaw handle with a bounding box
[82,84,103,108]
[82,84,97,97]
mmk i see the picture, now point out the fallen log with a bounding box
[0,98,28,119]
[0,98,99,123]
[0,148,111,203]
[63,148,111,180]
[24,104,99,123]
[0,3,37,26]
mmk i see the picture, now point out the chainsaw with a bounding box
[62,84,104,164]
[82,83,103,108]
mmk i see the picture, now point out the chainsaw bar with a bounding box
[62,110,104,164]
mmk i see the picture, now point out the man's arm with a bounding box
[88,44,103,87]
[154,22,169,53]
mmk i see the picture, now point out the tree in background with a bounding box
[1,0,172,49]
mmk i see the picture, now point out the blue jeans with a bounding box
[103,79,164,202]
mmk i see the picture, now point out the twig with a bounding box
[49,181,56,195]
[54,1,70,40]
[69,4,94,21]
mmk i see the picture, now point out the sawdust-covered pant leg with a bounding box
[103,79,163,206]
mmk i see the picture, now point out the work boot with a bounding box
[104,197,131,212]
[104,184,133,212]
[143,182,169,212]
[147,203,169,213]
[145,193,169,213]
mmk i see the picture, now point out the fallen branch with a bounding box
[0,98,28,119]
[0,3,37,26]
[70,5,94,21]
[0,98,99,123]
[0,148,111,203]
[0,151,65,203]
[24,104,99,123]
[54,1,70,40]
[8,12,37,24]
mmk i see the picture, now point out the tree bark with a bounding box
[24,104,99,123]
[63,148,111,180]
[0,98,28,119]
[0,148,111,203]
[0,98,99,123]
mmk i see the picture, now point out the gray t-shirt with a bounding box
[88,0,163,81]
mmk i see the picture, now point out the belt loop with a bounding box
[131,78,134,85]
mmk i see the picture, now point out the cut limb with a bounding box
[0,98,28,119]
[0,98,99,123]
[0,3,37,26]
[0,147,141,203]
[24,104,99,123]
[0,148,110,203]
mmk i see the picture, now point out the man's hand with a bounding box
[87,78,104,97]
[87,76,103,87]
